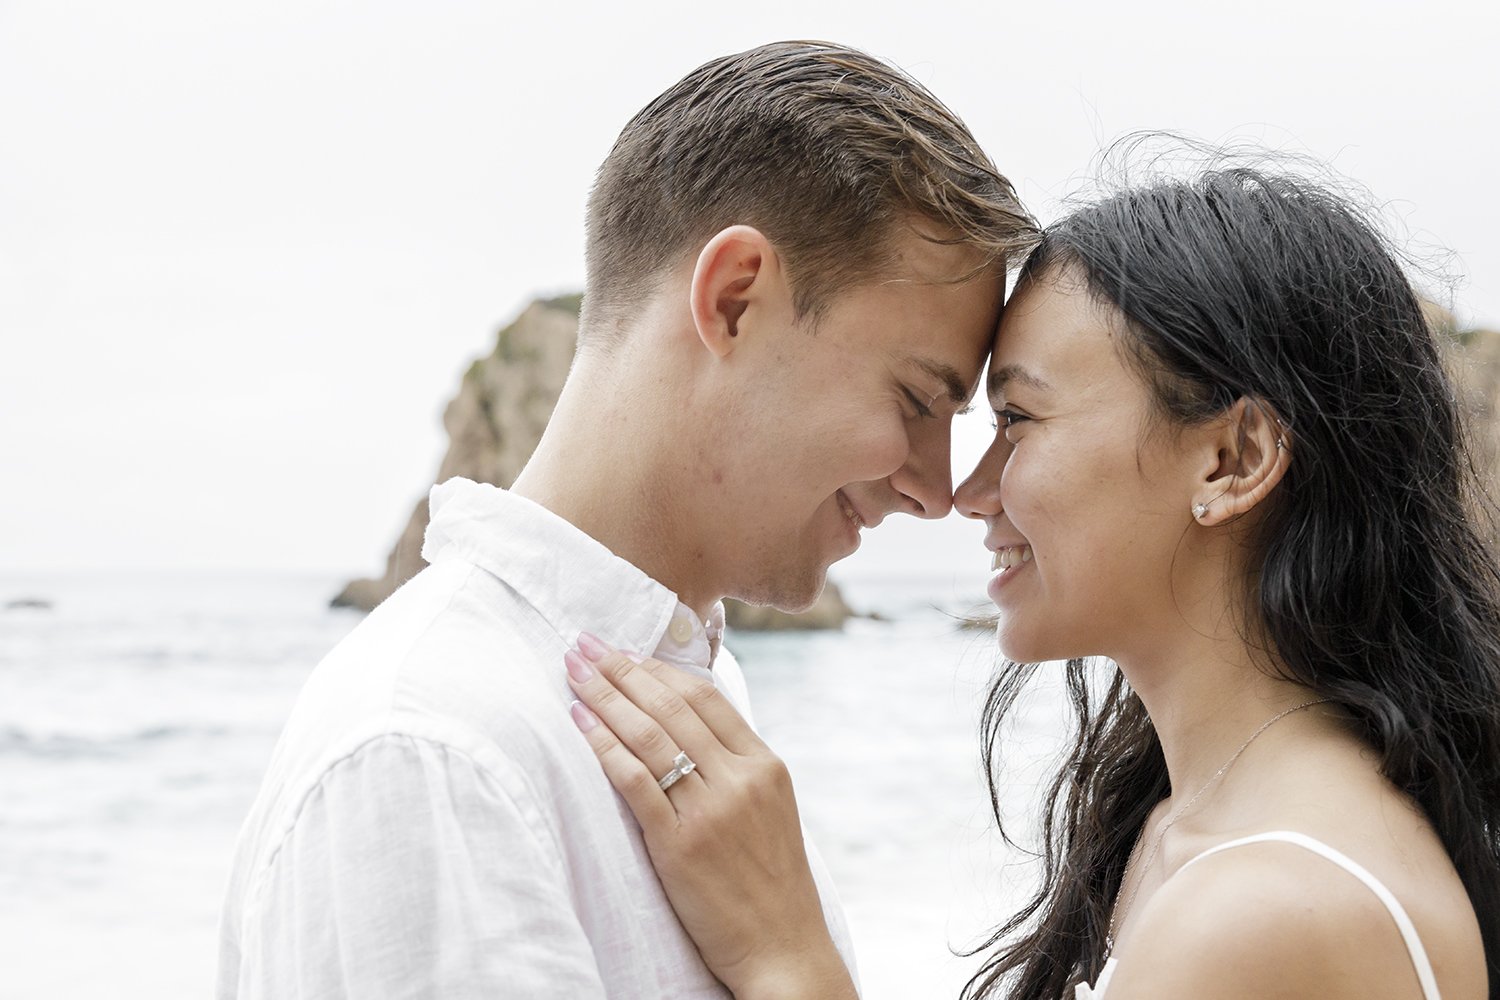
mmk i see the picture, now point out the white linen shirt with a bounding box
[216,478,858,999]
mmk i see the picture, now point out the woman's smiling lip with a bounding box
[983,534,1030,559]
[984,537,1033,604]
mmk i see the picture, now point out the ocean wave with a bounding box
[0,724,231,759]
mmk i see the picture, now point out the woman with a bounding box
[562,166,1500,1000]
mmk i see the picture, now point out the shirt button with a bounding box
[669,616,693,644]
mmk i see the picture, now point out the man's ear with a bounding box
[689,226,786,358]
[1191,397,1292,526]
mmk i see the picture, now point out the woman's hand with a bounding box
[564,633,857,1000]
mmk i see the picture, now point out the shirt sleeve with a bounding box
[232,732,607,1000]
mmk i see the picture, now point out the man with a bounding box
[217,40,1034,998]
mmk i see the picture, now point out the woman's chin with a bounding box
[994,624,1073,665]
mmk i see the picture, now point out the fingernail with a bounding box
[624,652,644,663]
[570,700,598,732]
[577,631,609,663]
[564,649,594,683]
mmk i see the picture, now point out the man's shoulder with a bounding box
[250,558,590,839]
[226,688,596,927]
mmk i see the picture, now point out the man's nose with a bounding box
[889,427,955,520]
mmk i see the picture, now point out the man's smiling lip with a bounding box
[835,490,882,531]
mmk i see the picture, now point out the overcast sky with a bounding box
[3,0,1497,587]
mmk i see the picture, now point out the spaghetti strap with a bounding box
[1179,831,1443,1000]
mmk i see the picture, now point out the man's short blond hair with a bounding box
[581,40,1037,341]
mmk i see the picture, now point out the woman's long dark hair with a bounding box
[963,163,1500,999]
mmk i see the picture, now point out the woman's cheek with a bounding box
[998,443,1032,517]
[1002,439,1062,543]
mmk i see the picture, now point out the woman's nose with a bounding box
[954,437,1005,519]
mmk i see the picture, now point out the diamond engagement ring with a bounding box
[656,751,697,791]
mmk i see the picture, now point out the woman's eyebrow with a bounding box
[988,363,1052,399]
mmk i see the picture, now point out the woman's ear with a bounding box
[1191,397,1291,526]
[688,226,785,358]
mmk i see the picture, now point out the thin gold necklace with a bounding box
[1104,697,1332,954]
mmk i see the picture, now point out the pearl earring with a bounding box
[1192,502,1208,520]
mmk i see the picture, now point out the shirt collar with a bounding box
[421,478,724,673]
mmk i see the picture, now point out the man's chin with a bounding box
[768,582,826,615]
[732,566,829,615]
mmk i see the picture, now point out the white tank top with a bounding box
[1075,831,1443,1000]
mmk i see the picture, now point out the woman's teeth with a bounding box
[991,546,1033,572]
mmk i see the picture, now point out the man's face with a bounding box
[710,230,1003,611]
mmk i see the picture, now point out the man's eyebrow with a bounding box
[906,357,971,406]
[988,363,1053,398]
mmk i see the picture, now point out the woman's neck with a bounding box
[1116,627,1320,804]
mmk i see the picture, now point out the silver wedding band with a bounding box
[657,750,696,791]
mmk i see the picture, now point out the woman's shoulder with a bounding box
[1106,826,1485,1000]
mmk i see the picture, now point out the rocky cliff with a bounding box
[332,294,855,629]
[1432,303,1500,490]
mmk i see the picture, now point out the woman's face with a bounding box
[955,269,1208,665]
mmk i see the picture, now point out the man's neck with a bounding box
[511,370,721,621]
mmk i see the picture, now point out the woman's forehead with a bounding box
[990,278,1124,395]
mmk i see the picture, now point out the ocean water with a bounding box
[0,572,1073,1000]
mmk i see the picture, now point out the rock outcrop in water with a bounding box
[333,294,855,630]
[1432,303,1500,490]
